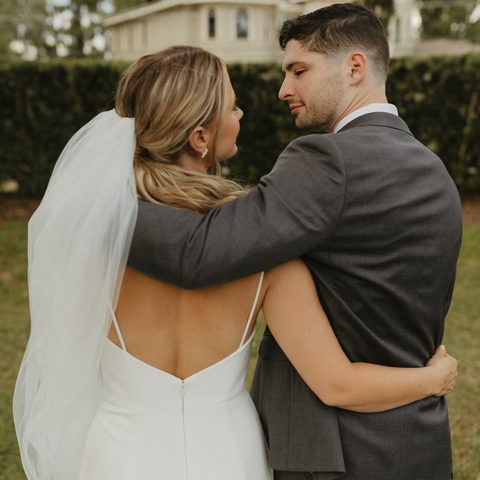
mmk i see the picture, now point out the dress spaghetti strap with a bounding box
[109,304,127,351]
[239,272,265,347]
[109,271,265,353]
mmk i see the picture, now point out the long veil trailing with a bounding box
[13,110,138,479]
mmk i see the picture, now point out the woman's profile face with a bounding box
[215,77,243,161]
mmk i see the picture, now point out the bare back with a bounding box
[109,261,457,412]
[108,267,264,380]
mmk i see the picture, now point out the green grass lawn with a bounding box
[0,222,29,479]
[443,222,480,477]
[1,219,479,479]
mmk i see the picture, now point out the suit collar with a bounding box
[334,103,398,132]
[337,112,413,137]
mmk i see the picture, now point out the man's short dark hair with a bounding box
[279,3,390,79]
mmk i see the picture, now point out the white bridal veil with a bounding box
[13,110,138,479]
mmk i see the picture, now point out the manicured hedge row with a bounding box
[387,54,480,193]
[1,55,479,196]
[0,59,130,196]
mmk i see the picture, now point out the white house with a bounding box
[104,0,420,62]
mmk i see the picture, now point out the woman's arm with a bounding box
[128,136,344,289]
[262,259,458,413]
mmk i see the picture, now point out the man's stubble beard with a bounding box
[294,112,334,133]
[294,85,344,133]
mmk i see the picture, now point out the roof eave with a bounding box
[104,0,280,27]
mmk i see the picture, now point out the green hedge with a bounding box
[387,55,480,192]
[1,55,479,196]
[0,59,130,196]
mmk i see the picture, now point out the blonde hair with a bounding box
[115,46,248,214]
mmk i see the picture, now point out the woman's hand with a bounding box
[426,345,458,396]
[262,260,461,412]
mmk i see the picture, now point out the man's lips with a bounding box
[289,104,304,115]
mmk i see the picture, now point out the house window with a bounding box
[208,9,215,38]
[277,13,287,33]
[142,19,148,46]
[237,9,248,38]
[395,18,401,43]
[127,23,134,50]
[113,27,120,51]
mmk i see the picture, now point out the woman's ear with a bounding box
[188,126,210,155]
[348,52,367,85]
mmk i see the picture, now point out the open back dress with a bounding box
[80,272,273,480]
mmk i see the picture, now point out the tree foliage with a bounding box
[420,0,480,43]
[112,0,146,13]
[42,0,109,58]
[0,0,111,59]
[359,0,396,32]
[0,0,46,58]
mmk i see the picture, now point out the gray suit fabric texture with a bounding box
[127,112,463,479]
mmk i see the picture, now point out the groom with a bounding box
[127,4,462,479]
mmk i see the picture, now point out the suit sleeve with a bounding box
[127,134,346,289]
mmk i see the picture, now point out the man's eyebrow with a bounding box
[282,61,311,73]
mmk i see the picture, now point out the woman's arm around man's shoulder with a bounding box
[128,135,346,289]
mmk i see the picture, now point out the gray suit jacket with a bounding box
[128,113,462,479]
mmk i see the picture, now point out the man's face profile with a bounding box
[279,40,347,133]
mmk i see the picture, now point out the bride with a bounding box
[14,46,457,480]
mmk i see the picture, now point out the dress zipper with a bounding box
[181,381,188,479]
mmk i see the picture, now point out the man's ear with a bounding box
[188,125,210,155]
[348,52,367,85]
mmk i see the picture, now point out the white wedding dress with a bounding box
[80,272,273,480]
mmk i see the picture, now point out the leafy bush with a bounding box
[0,55,479,196]
[387,54,480,192]
[0,59,129,196]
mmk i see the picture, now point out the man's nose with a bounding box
[278,78,292,101]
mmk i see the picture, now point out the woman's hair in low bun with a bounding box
[115,46,248,214]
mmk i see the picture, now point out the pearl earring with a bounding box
[201,148,208,158]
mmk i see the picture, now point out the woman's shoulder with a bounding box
[264,259,312,287]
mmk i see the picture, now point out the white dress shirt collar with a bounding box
[334,103,398,133]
